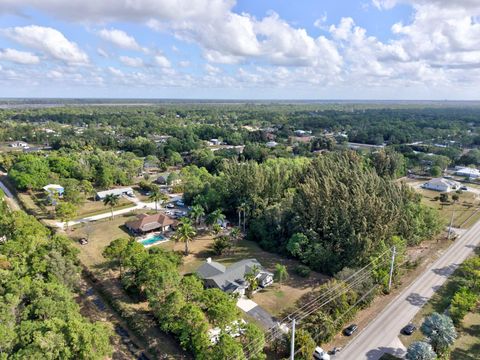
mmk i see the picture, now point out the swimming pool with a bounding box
[138,234,167,246]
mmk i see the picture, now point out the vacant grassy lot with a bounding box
[74,198,134,219]
[70,212,141,268]
[406,180,480,228]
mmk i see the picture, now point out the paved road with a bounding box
[237,297,277,329]
[0,174,20,210]
[337,219,480,360]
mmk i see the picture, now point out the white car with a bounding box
[313,346,330,360]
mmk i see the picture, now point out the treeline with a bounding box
[0,194,112,359]
[181,151,441,275]
[103,238,266,359]
[1,150,144,191]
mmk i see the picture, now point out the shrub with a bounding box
[295,264,311,278]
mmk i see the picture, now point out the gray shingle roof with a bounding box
[196,258,272,292]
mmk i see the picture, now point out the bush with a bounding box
[212,236,231,255]
[450,287,478,325]
[295,264,311,278]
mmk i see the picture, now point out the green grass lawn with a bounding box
[416,187,480,228]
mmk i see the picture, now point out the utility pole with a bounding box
[447,203,455,240]
[388,246,396,292]
[290,318,296,360]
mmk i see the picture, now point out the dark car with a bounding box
[460,186,468,191]
[343,324,358,336]
[402,324,417,335]
[79,237,88,245]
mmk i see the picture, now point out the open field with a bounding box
[405,179,480,228]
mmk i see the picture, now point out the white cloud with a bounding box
[98,28,143,51]
[178,60,190,67]
[0,48,39,64]
[2,25,88,65]
[119,55,144,67]
[154,55,171,67]
[204,63,221,75]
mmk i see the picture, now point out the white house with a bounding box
[266,141,278,148]
[422,178,460,192]
[455,167,480,179]
[95,187,134,200]
[9,141,29,148]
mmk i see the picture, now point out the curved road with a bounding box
[337,219,480,360]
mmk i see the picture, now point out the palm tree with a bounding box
[206,209,226,229]
[103,193,120,220]
[173,218,197,255]
[237,202,247,231]
[189,204,205,227]
[244,265,260,298]
[149,187,168,212]
[274,263,289,283]
[229,227,241,252]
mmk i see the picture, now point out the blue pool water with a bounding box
[139,234,166,246]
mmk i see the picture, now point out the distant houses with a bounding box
[455,167,480,179]
[95,187,134,200]
[422,178,460,192]
[125,213,176,235]
[196,258,273,297]
[43,184,64,197]
[9,141,29,148]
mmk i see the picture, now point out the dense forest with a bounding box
[0,193,113,359]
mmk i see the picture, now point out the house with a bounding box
[43,184,64,197]
[210,139,221,145]
[155,173,182,186]
[266,141,278,148]
[294,130,312,137]
[95,187,134,200]
[196,258,273,297]
[125,213,176,234]
[9,141,29,148]
[422,178,460,192]
[455,167,480,179]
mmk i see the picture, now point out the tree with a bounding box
[274,263,289,283]
[430,166,442,177]
[201,288,239,326]
[103,193,120,220]
[406,341,437,360]
[190,204,205,227]
[149,187,168,212]
[439,193,449,203]
[212,235,231,255]
[242,323,266,360]
[449,287,478,325]
[244,265,260,298]
[210,333,245,360]
[56,202,77,230]
[102,237,131,276]
[420,312,457,354]
[206,209,226,229]
[290,328,316,360]
[173,218,197,255]
[229,227,241,252]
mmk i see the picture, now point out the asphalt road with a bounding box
[336,220,480,360]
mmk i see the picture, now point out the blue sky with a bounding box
[0,0,479,99]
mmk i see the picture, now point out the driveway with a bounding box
[336,218,480,360]
[237,297,276,329]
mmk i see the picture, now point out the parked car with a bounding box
[79,238,88,245]
[460,186,468,191]
[313,346,331,360]
[176,200,185,206]
[343,324,358,336]
[402,324,417,335]
[166,203,175,209]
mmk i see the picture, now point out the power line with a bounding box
[236,248,393,360]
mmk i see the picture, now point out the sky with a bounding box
[0,0,479,99]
